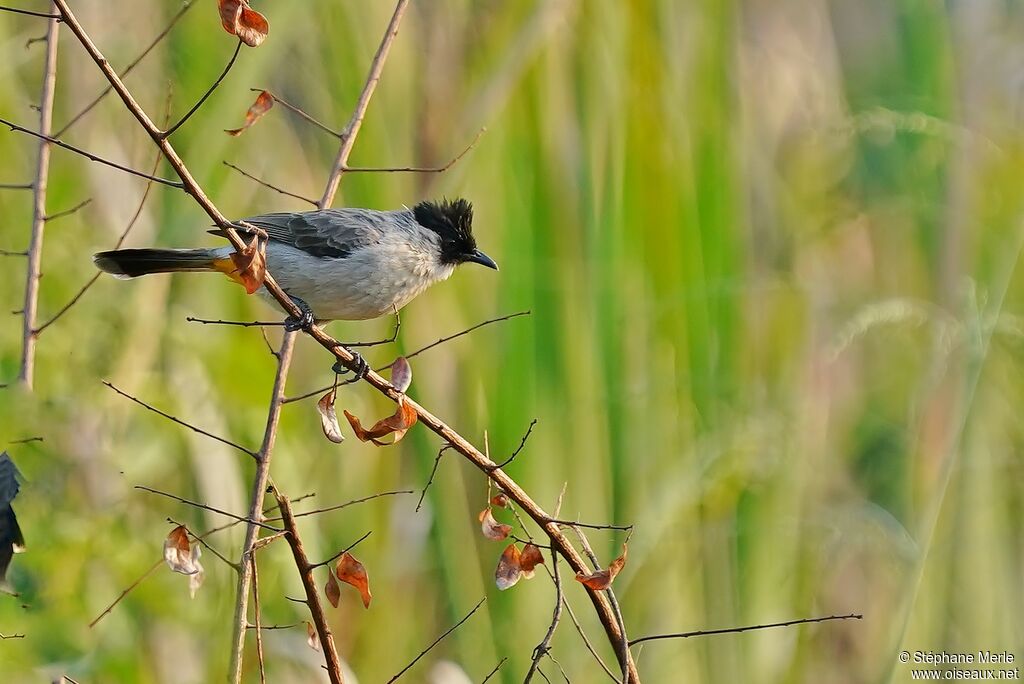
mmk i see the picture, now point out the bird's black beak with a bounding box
[465,249,498,270]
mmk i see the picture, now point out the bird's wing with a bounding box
[211,209,393,259]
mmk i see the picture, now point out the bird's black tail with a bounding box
[93,248,222,278]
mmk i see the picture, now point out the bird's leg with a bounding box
[283,295,317,332]
[332,350,369,381]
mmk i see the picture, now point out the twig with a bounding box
[416,445,452,512]
[480,657,507,683]
[161,41,242,139]
[88,558,163,628]
[343,128,485,173]
[169,519,237,570]
[319,0,411,208]
[251,557,266,684]
[228,332,296,683]
[282,310,530,404]
[0,5,59,19]
[386,597,487,683]
[16,5,58,389]
[629,614,864,647]
[53,0,197,138]
[273,488,412,521]
[0,117,184,188]
[8,436,42,444]
[563,598,620,683]
[525,547,563,682]
[137,486,281,532]
[275,493,344,683]
[223,161,318,206]
[0,632,26,639]
[342,309,400,348]
[310,530,372,569]
[552,519,633,532]
[43,197,91,222]
[253,88,341,138]
[572,526,629,682]
[0,249,27,256]
[492,418,537,469]
[246,622,301,630]
[103,381,256,458]
[187,316,286,328]
[35,139,165,335]
[0,182,32,190]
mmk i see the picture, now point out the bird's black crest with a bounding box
[413,198,477,265]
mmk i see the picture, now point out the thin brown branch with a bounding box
[252,88,341,138]
[563,597,620,683]
[269,488,412,521]
[573,527,630,682]
[0,631,26,639]
[492,418,538,469]
[342,308,400,348]
[0,182,32,190]
[251,557,266,684]
[480,657,507,683]
[0,249,27,256]
[103,381,256,458]
[553,519,633,532]
[276,492,344,684]
[416,445,452,512]
[320,0,411,208]
[343,127,485,173]
[17,6,58,390]
[526,547,563,682]
[43,197,91,222]
[88,558,163,628]
[138,486,281,533]
[0,5,59,19]
[228,332,296,683]
[161,40,242,139]
[311,530,372,569]
[35,142,164,335]
[8,436,43,445]
[386,597,487,684]
[246,621,301,630]
[223,161,318,206]
[169,519,237,570]
[53,0,197,138]
[0,117,184,188]
[187,316,287,328]
[629,614,864,647]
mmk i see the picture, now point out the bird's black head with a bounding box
[413,198,498,270]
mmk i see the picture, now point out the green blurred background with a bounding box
[2,1,1023,682]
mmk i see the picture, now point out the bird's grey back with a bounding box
[221,208,423,260]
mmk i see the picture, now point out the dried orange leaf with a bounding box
[478,507,512,541]
[574,543,628,591]
[225,90,274,136]
[229,235,267,294]
[306,621,319,651]
[390,356,412,393]
[343,395,418,446]
[495,543,522,590]
[217,0,269,48]
[324,569,341,609]
[163,525,198,575]
[316,388,344,444]
[335,552,371,608]
[490,493,509,508]
[519,543,545,579]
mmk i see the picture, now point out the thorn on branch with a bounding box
[24,33,45,49]
[223,161,318,207]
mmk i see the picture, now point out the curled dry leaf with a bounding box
[335,552,371,608]
[343,395,418,446]
[316,388,345,444]
[163,525,196,575]
[306,621,320,651]
[324,569,341,609]
[494,543,522,591]
[490,493,509,508]
[574,543,628,591]
[519,543,545,579]
[478,507,512,541]
[390,356,412,393]
[217,0,269,48]
[225,90,274,136]
[229,235,267,294]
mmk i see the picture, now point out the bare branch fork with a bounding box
[43,0,643,680]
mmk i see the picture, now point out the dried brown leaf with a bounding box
[306,621,319,651]
[335,552,371,608]
[324,569,341,609]
[163,525,197,575]
[217,0,269,48]
[494,543,522,591]
[343,395,418,446]
[490,493,509,508]
[574,543,628,591]
[316,388,344,443]
[519,543,544,579]
[390,356,412,393]
[225,90,274,136]
[478,507,512,541]
[229,235,267,294]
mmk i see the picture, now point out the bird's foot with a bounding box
[284,295,316,332]
[332,350,369,381]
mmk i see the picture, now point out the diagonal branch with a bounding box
[16,3,58,390]
[628,614,864,647]
[385,597,486,683]
[161,40,242,139]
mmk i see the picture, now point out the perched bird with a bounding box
[93,198,497,323]
[0,452,25,594]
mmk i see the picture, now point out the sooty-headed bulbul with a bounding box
[94,198,497,323]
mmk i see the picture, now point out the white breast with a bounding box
[261,232,455,320]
